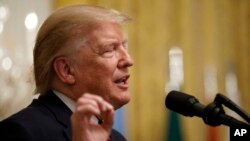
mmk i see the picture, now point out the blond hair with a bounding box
[33,5,131,94]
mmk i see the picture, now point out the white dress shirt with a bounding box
[53,90,76,112]
[53,90,99,124]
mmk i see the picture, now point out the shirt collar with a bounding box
[52,90,101,124]
[53,90,76,112]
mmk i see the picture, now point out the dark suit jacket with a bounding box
[0,90,126,141]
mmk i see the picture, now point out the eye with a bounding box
[122,41,128,50]
[102,43,116,58]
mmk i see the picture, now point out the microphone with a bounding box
[165,90,205,118]
[165,90,249,127]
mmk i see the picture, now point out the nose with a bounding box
[117,49,134,68]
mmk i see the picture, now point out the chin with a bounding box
[113,93,131,110]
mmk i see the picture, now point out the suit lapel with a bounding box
[38,90,72,141]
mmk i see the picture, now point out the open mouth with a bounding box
[114,75,130,89]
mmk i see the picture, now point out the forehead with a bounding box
[67,22,127,54]
[86,22,126,43]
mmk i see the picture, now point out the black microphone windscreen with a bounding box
[165,90,200,116]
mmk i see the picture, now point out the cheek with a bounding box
[74,53,119,88]
[80,61,117,86]
[94,59,118,77]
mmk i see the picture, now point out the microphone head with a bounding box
[165,90,200,117]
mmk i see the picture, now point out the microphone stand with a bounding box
[215,94,250,124]
[202,94,250,128]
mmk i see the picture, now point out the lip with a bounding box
[115,81,129,89]
[114,74,130,90]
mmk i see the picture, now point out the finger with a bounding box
[78,93,114,127]
[76,96,99,110]
[75,105,101,121]
[81,94,113,114]
[101,106,114,130]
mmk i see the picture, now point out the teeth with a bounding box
[120,79,125,84]
[115,76,127,83]
[120,78,125,83]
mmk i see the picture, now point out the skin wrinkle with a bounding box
[69,21,131,108]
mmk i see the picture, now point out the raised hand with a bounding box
[71,94,114,141]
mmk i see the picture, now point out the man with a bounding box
[0,5,134,141]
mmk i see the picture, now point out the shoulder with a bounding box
[1,98,54,123]
[0,98,54,128]
[0,101,43,141]
[0,97,65,141]
[0,118,34,141]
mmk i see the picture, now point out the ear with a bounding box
[53,57,75,84]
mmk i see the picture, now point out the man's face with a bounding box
[70,22,133,109]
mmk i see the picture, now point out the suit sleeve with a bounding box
[0,120,34,141]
